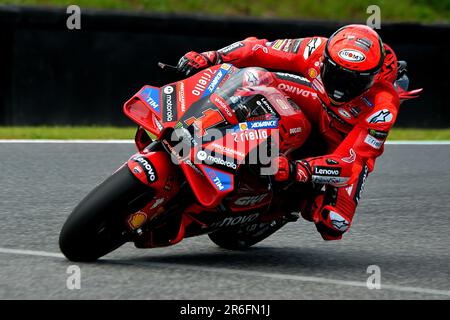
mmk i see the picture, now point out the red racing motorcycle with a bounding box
[59,64,313,262]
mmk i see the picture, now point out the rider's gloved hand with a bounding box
[294,160,313,183]
[176,51,220,76]
[273,155,312,183]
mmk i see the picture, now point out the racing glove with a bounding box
[176,51,221,76]
[273,155,312,183]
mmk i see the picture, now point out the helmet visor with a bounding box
[321,56,375,103]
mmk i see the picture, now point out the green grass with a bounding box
[388,129,450,140]
[0,126,449,140]
[1,0,449,23]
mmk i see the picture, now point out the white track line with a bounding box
[0,247,64,258]
[0,139,450,145]
[1,247,449,297]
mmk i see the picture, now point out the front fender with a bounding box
[127,151,177,191]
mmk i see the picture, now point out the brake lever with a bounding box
[158,62,178,72]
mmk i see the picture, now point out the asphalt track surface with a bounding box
[0,142,449,300]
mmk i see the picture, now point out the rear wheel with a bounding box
[59,166,154,262]
[208,217,292,250]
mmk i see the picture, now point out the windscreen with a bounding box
[214,67,278,122]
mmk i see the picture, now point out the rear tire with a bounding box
[208,219,288,250]
[59,166,153,262]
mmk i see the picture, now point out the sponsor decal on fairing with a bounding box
[254,96,276,114]
[212,94,234,119]
[221,63,232,71]
[132,155,158,183]
[232,129,268,142]
[162,85,177,122]
[196,150,238,170]
[289,127,302,135]
[308,68,318,78]
[211,212,260,228]
[154,116,164,131]
[203,166,233,192]
[139,86,160,113]
[200,65,230,98]
[248,120,278,129]
[150,197,165,210]
[209,142,246,159]
[178,81,186,112]
[234,194,268,206]
[192,68,216,96]
[127,211,147,230]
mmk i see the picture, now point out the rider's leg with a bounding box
[305,164,369,240]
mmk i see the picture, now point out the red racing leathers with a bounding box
[191,36,409,240]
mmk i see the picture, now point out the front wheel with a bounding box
[59,166,154,262]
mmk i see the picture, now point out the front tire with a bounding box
[59,166,153,262]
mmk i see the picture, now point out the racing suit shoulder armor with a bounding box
[363,81,400,129]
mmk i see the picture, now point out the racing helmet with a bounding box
[321,24,385,104]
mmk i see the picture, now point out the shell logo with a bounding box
[239,122,248,131]
[127,212,147,230]
[308,68,318,78]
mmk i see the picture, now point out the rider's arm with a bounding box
[302,91,401,187]
[178,36,326,76]
[276,89,400,187]
[212,37,310,73]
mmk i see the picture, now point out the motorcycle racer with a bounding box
[176,24,421,241]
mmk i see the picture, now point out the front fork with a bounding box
[125,136,183,232]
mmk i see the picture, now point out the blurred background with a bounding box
[0,0,449,131]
